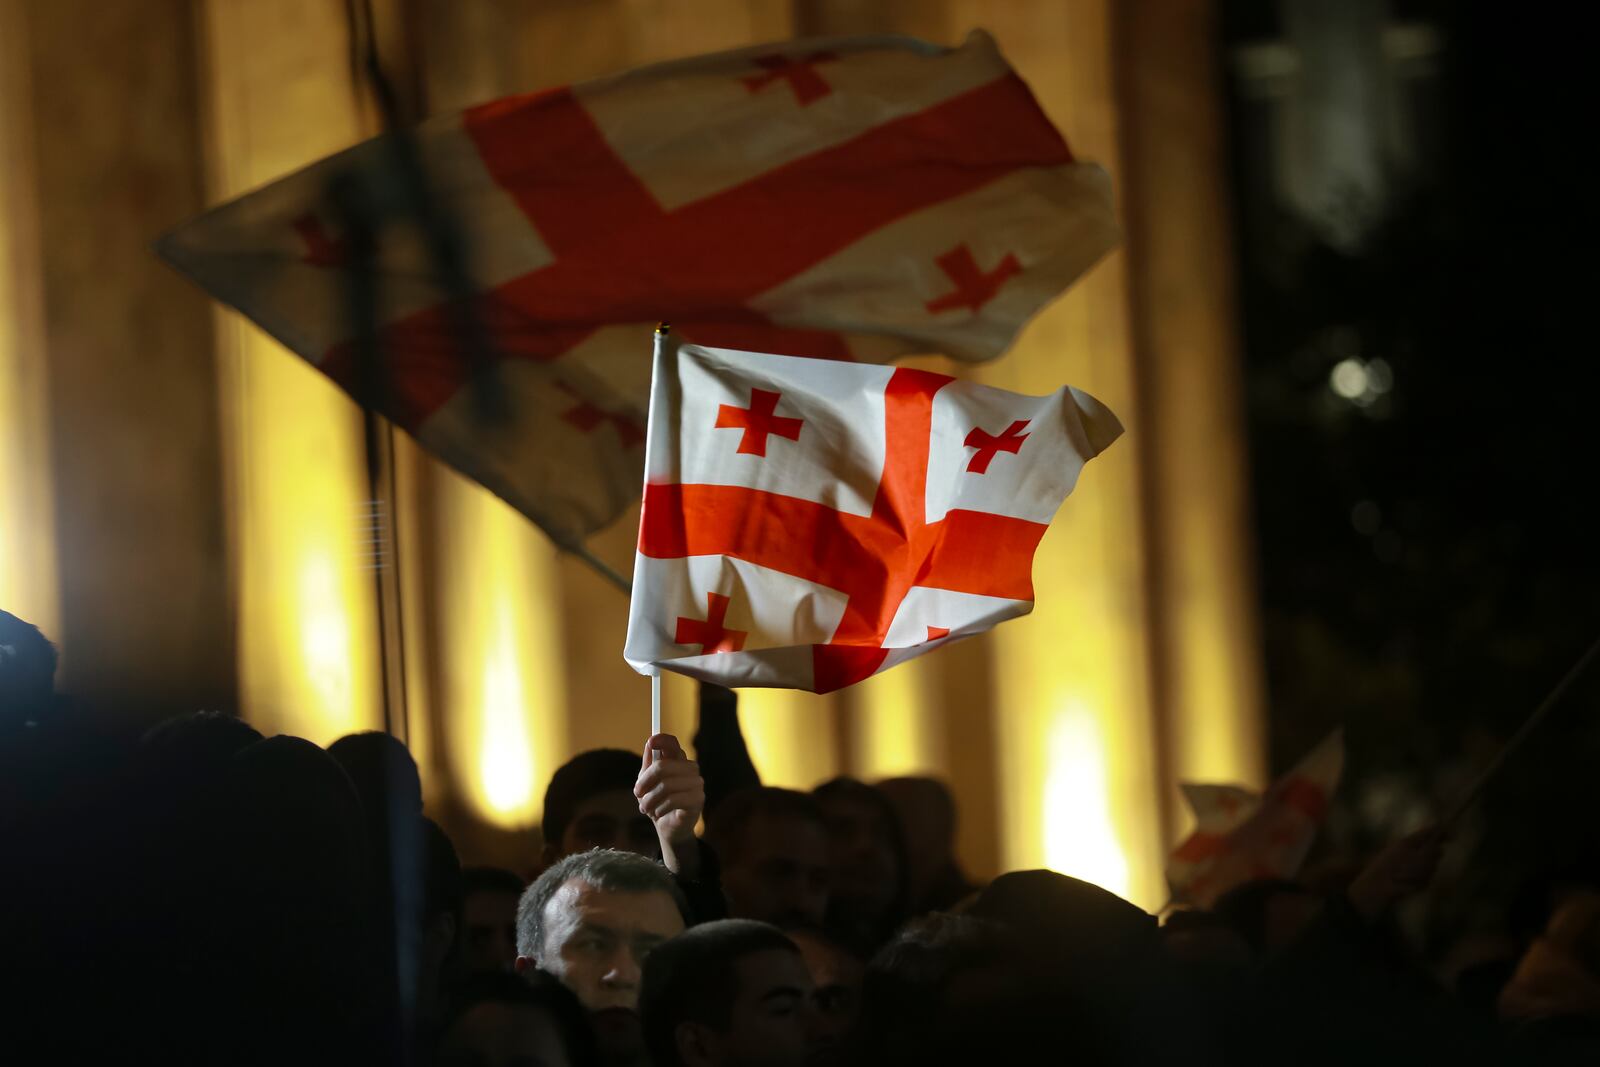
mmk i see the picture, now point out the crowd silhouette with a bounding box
[3,606,1598,1065]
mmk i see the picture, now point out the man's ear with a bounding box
[514,955,535,976]
[540,840,559,868]
[676,1020,719,1067]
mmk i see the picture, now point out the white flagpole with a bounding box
[651,672,662,737]
[648,322,669,740]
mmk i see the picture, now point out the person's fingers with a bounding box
[639,777,706,819]
[642,733,684,765]
[638,782,671,815]
[649,787,705,820]
[634,763,662,798]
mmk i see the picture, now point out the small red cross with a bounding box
[964,419,1030,474]
[741,52,837,106]
[675,592,747,654]
[557,384,644,448]
[292,213,348,267]
[925,244,1022,314]
[715,388,803,456]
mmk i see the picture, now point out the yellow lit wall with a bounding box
[739,689,840,791]
[851,656,942,780]
[0,0,58,635]
[433,470,568,828]
[198,0,382,742]
[1116,0,1269,820]
[956,0,1166,910]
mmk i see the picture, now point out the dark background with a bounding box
[1223,0,1600,943]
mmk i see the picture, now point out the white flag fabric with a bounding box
[157,31,1118,561]
[623,333,1121,692]
[1166,730,1346,907]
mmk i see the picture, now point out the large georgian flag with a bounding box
[1166,731,1345,907]
[157,31,1118,559]
[623,333,1122,693]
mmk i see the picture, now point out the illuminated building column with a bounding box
[11,0,230,711]
[1114,0,1268,819]
[947,0,1166,910]
[0,0,57,634]
[198,0,383,742]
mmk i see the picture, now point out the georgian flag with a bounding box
[156,31,1118,562]
[1166,731,1345,907]
[623,332,1122,693]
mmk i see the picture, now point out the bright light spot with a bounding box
[479,603,535,819]
[1365,358,1394,395]
[298,553,353,719]
[1042,700,1129,899]
[1329,358,1369,400]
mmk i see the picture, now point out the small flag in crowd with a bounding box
[157,30,1118,562]
[1166,731,1345,908]
[622,332,1122,693]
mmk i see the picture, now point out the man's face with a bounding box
[532,879,686,1054]
[785,930,863,1051]
[722,814,831,927]
[690,949,816,1067]
[559,789,659,860]
[461,889,521,977]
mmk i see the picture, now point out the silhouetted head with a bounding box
[811,778,909,952]
[328,729,424,819]
[1,609,57,730]
[462,867,527,977]
[436,970,599,1067]
[708,787,832,928]
[640,919,816,1067]
[543,749,656,863]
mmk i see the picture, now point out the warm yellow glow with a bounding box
[479,603,536,818]
[297,551,358,721]
[738,688,838,791]
[851,657,942,779]
[972,2,1165,913]
[437,470,567,828]
[0,1,58,633]
[1042,699,1129,898]
[200,0,382,743]
[392,437,437,802]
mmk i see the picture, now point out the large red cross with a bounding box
[741,52,837,106]
[715,388,803,456]
[964,418,1030,473]
[675,592,747,654]
[925,244,1022,314]
[640,367,1048,692]
[313,71,1073,430]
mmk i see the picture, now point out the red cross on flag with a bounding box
[156,31,1118,567]
[1165,731,1345,908]
[623,332,1121,693]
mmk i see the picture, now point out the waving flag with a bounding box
[1166,731,1345,907]
[623,332,1121,693]
[157,31,1118,560]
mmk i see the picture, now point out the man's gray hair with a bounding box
[516,848,691,958]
